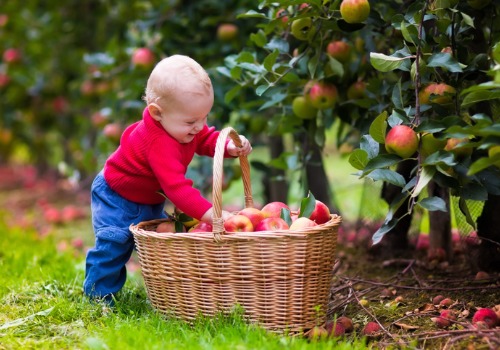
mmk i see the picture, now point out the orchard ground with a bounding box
[1,159,499,349]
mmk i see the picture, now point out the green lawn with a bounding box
[0,217,371,349]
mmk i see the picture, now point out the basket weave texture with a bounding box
[130,127,342,332]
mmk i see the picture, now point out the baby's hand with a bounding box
[227,135,253,157]
[221,210,234,221]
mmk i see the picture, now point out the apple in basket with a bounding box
[254,217,289,232]
[303,199,331,225]
[188,221,213,233]
[238,207,265,228]
[261,201,290,218]
[289,217,318,230]
[156,221,185,233]
[224,214,254,232]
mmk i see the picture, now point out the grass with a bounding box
[0,216,371,349]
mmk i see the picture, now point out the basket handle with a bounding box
[212,127,254,239]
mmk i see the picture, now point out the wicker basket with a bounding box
[130,127,342,332]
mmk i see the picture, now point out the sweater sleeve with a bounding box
[195,125,235,158]
[148,139,212,220]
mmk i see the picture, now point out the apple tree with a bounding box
[216,0,500,266]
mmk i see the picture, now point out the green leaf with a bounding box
[468,156,499,175]
[325,56,344,78]
[281,208,292,226]
[255,85,270,96]
[401,21,419,46]
[349,149,369,170]
[237,10,268,19]
[259,92,287,110]
[250,30,267,48]
[236,51,255,63]
[263,50,279,72]
[369,111,388,144]
[360,135,380,159]
[224,85,242,104]
[299,191,316,218]
[458,198,476,229]
[427,53,464,73]
[462,90,500,108]
[372,218,399,245]
[363,154,401,173]
[264,38,289,54]
[412,166,436,198]
[370,52,410,72]
[367,169,406,187]
[418,196,447,212]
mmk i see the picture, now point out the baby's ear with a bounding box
[148,103,163,121]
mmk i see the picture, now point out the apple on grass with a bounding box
[254,217,289,232]
[238,207,265,228]
[385,125,419,159]
[261,201,290,218]
[289,217,317,230]
[224,214,253,232]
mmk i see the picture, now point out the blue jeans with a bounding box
[83,171,166,300]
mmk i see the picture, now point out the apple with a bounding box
[326,40,352,63]
[261,201,290,218]
[61,205,83,222]
[467,0,491,9]
[91,111,108,127]
[224,214,254,232]
[488,145,500,168]
[346,80,367,100]
[420,133,447,158]
[385,125,419,159]
[308,200,331,225]
[291,17,315,41]
[0,14,8,27]
[217,23,238,42]
[189,221,213,233]
[0,73,10,88]
[340,0,371,24]
[444,138,472,158]
[275,9,289,24]
[103,122,123,142]
[80,80,96,96]
[157,221,180,233]
[472,308,498,329]
[238,207,265,228]
[418,83,456,105]
[305,80,338,110]
[132,47,155,67]
[254,217,289,231]
[292,96,317,120]
[52,96,69,114]
[289,217,317,230]
[3,48,22,64]
[361,321,381,336]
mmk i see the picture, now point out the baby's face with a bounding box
[156,90,214,144]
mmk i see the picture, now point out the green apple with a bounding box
[291,17,315,41]
[420,133,447,158]
[385,125,419,159]
[292,96,318,119]
[340,0,370,24]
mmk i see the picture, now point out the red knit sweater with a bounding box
[103,108,225,220]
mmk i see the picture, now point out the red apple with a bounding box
[472,308,498,329]
[3,48,22,64]
[103,122,123,142]
[261,201,290,218]
[217,23,239,41]
[189,221,213,233]
[385,125,419,159]
[340,0,371,24]
[0,73,10,88]
[308,200,331,225]
[445,138,472,158]
[52,96,69,114]
[224,214,254,232]
[132,47,155,67]
[289,217,317,230]
[254,217,289,231]
[238,207,265,228]
[157,221,179,233]
[347,81,367,100]
[305,80,338,110]
[275,8,289,24]
[0,14,8,27]
[418,83,456,105]
[326,40,352,63]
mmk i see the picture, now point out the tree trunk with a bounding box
[427,181,452,261]
[262,135,289,204]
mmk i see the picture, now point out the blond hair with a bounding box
[143,55,213,107]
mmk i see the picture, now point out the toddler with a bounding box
[84,55,252,303]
